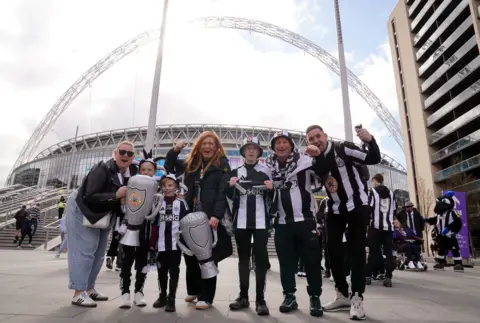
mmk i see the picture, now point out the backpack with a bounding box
[333,141,370,183]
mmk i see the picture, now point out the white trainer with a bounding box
[408,261,416,269]
[416,262,424,270]
[134,292,147,307]
[329,275,334,282]
[88,288,108,301]
[119,293,131,309]
[323,290,350,312]
[185,295,197,302]
[195,301,211,310]
[72,291,97,307]
[350,293,366,320]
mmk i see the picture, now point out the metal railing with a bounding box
[0,187,67,224]
[43,218,62,250]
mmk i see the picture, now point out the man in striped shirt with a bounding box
[306,124,381,321]
[29,203,41,236]
[266,130,323,318]
[365,174,396,288]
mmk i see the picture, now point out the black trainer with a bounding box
[229,296,249,310]
[255,300,270,316]
[153,294,167,308]
[365,277,372,285]
[279,293,298,313]
[309,295,323,317]
[324,269,331,278]
[433,263,445,270]
[165,296,176,312]
[453,264,464,272]
[383,278,392,288]
[106,257,113,270]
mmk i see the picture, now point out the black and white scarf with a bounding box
[265,149,313,183]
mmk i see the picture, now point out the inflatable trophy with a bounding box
[120,175,163,247]
[176,211,219,279]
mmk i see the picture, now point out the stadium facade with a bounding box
[9,124,409,200]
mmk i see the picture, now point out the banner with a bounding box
[443,191,470,258]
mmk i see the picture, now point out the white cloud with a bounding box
[0,0,403,186]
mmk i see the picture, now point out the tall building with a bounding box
[388,1,480,213]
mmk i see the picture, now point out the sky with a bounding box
[0,0,402,187]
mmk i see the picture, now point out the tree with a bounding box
[417,177,435,218]
[416,177,435,256]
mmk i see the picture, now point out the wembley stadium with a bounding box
[9,124,409,201]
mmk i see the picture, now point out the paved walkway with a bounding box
[0,250,479,322]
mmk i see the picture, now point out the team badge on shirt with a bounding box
[325,176,338,193]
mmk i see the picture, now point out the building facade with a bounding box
[9,124,408,194]
[388,1,480,200]
[388,0,480,252]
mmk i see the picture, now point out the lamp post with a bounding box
[145,0,170,152]
[333,0,353,142]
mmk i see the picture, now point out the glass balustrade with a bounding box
[431,129,480,163]
[434,154,480,182]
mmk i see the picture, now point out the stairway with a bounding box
[0,204,61,250]
[231,235,277,257]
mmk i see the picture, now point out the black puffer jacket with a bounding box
[165,148,232,262]
[76,158,138,224]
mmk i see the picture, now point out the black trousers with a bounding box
[403,243,421,261]
[235,229,269,300]
[437,236,461,264]
[184,254,218,304]
[322,233,330,271]
[157,250,182,297]
[19,232,32,246]
[275,220,322,296]
[365,228,394,279]
[298,235,324,273]
[58,208,64,219]
[327,206,368,298]
[107,231,120,258]
[119,244,148,295]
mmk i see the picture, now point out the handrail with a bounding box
[0,204,58,229]
[43,218,62,251]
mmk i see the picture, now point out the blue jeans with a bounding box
[66,190,112,291]
[58,234,68,254]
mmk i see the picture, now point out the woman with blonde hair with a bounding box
[67,141,138,307]
[166,131,233,310]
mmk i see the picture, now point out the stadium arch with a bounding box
[6,16,403,185]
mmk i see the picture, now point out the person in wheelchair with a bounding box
[393,218,424,270]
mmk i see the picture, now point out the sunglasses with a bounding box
[118,150,134,157]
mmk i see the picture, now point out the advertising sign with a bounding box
[443,191,470,258]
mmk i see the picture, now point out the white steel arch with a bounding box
[7,16,403,184]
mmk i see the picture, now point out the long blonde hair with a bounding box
[185,131,226,175]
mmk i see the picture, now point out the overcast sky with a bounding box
[0,0,402,186]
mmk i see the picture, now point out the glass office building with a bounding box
[10,124,408,194]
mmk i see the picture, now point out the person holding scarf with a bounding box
[165,131,233,310]
[226,136,273,316]
[266,130,323,318]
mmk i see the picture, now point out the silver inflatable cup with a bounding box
[176,211,219,279]
[121,175,162,246]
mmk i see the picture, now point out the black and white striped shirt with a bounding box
[227,162,272,230]
[369,185,396,231]
[151,196,188,252]
[313,139,381,215]
[29,206,41,220]
[268,154,320,224]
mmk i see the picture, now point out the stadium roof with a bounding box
[33,124,406,172]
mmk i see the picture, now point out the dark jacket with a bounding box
[21,219,32,233]
[165,148,232,262]
[14,208,28,224]
[393,227,422,250]
[397,208,424,236]
[76,158,138,225]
